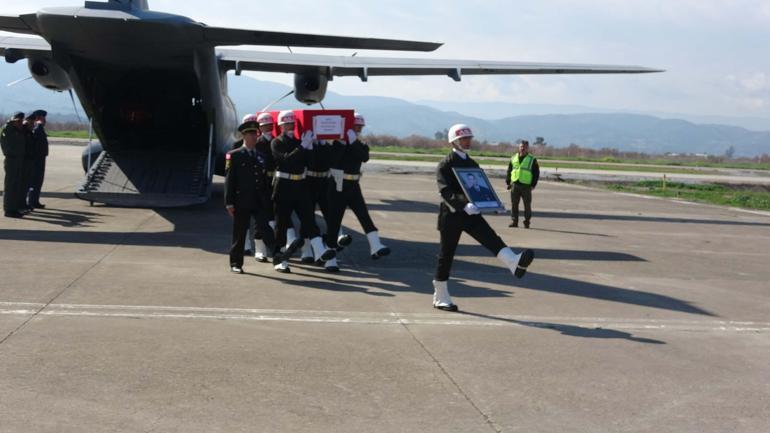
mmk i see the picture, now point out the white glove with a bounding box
[330,168,344,192]
[346,129,357,145]
[463,203,481,215]
[301,130,315,149]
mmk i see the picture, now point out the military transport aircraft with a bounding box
[0,0,661,207]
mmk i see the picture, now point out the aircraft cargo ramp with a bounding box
[76,151,211,207]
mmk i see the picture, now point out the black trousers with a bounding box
[325,180,377,249]
[252,189,276,241]
[3,158,25,212]
[434,212,506,282]
[306,176,331,233]
[510,183,533,224]
[230,205,277,267]
[27,157,46,206]
[274,179,321,248]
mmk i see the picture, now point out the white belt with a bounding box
[275,171,306,181]
[306,170,330,178]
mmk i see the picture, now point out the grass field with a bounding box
[369,153,713,175]
[604,181,770,211]
[49,130,91,139]
[369,145,770,170]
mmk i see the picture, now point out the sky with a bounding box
[2,0,770,119]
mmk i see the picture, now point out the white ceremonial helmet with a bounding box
[241,113,258,123]
[353,113,366,126]
[277,110,296,125]
[448,124,474,143]
[257,112,274,126]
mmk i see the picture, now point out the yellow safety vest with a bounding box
[510,154,535,185]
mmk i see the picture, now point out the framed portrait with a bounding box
[452,167,507,214]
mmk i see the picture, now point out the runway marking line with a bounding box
[0,302,768,333]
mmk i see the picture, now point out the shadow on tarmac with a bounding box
[457,310,666,345]
[0,191,714,318]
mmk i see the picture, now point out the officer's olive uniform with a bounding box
[225,146,279,268]
[270,132,322,248]
[325,138,378,249]
[1,121,26,213]
[505,153,540,226]
[27,123,49,207]
[435,151,506,282]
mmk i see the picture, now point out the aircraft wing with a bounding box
[0,35,52,60]
[217,49,663,81]
[204,27,441,52]
[0,15,40,35]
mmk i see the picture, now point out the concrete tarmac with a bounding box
[1,145,769,432]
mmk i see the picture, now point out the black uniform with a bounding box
[325,138,378,249]
[1,121,27,215]
[21,124,35,209]
[306,141,333,225]
[505,155,540,226]
[435,150,507,282]
[270,132,321,248]
[27,123,49,207]
[225,146,279,268]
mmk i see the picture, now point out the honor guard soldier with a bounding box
[252,112,280,263]
[432,124,535,311]
[225,118,285,274]
[271,110,335,273]
[2,112,27,218]
[325,113,389,271]
[26,110,49,209]
[506,140,540,228]
[299,129,334,265]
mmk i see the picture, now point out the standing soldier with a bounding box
[506,140,540,228]
[27,110,49,209]
[271,110,335,273]
[225,118,284,274]
[2,112,27,218]
[432,124,535,311]
[325,113,389,271]
[21,113,37,213]
[252,112,278,263]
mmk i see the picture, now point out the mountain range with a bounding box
[1,62,769,157]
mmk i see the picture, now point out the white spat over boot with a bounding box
[324,257,340,273]
[497,247,535,279]
[254,239,268,263]
[274,261,290,274]
[283,228,297,255]
[432,280,457,311]
[311,236,336,262]
[366,231,390,260]
[300,238,315,263]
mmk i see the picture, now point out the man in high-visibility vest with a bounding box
[506,140,540,228]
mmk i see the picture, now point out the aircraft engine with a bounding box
[293,72,329,104]
[27,58,72,91]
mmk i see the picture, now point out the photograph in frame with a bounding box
[452,167,507,214]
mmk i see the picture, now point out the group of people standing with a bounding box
[1,110,49,218]
[225,110,389,275]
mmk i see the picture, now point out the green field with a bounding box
[48,130,91,139]
[370,153,712,174]
[604,181,770,211]
[369,145,770,170]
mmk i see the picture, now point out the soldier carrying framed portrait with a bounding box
[452,167,506,214]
